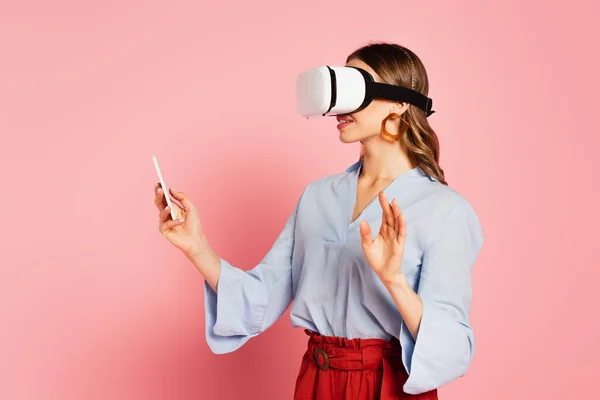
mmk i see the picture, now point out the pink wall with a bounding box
[1,1,598,399]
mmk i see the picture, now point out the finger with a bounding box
[155,182,167,198]
[398,210,406,241]
[160,204,185,224]
[390,198,398,233]
[392,201,406,243]
[359,220,374,247]
[169,188,195,212]
[158,204,173,222]
[155,188,183,214]
[155,187,168,210]
[379,192,394,227]
[160,217,186,235]
[379,206,389,238]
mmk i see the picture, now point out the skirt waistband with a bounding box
[304,329,402,371]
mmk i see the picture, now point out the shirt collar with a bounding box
[345,159,362,173]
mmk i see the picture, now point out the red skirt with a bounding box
[293,329,438,400]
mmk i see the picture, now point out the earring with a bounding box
[381,112,409,141]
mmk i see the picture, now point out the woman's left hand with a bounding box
[359,192,407,287]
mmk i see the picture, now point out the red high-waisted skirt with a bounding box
[293,329,438,400]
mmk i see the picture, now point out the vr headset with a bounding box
[296,65,435,119]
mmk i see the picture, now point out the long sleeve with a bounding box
[203,197,300,354]
[400,202,485,394]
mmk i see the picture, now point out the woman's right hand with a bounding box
[154,183,207,257]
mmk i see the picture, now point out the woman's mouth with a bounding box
[337,117,353,130]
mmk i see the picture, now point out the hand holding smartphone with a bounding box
[152,155,177,220]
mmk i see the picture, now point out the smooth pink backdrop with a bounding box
[1,1,599,399]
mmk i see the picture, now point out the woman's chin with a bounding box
[338,129,361,143]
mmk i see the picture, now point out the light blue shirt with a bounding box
[203,159,485,395]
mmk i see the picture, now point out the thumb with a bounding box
[169,188,195,211]
[359,220,374,248]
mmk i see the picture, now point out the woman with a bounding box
[153,42,484,399]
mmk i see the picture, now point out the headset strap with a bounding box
[366,82,435,117]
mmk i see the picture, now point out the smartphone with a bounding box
[152,155,177,220]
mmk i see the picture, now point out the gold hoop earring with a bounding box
[381,112,409,141]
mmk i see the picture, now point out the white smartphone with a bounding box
[152,155,177,220]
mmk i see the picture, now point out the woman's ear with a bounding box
[391,102,409,115]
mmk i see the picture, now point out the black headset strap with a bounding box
[366,81,435,117]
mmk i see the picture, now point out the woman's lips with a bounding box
[337,121,353,130]
[336,116,353,130]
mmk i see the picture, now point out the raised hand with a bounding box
[154,183,206,257]
[359,191,407,287]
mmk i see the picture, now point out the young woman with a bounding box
[153,42,484,399]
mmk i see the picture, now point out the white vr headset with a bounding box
[296,65,435,119]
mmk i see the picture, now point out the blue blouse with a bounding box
[203,159,485,395]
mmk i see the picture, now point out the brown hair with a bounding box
[347,42,447,185]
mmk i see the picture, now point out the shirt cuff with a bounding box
[203,258,267,354]
[400,299,474,394]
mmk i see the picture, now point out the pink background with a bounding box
[1,1,599,399]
